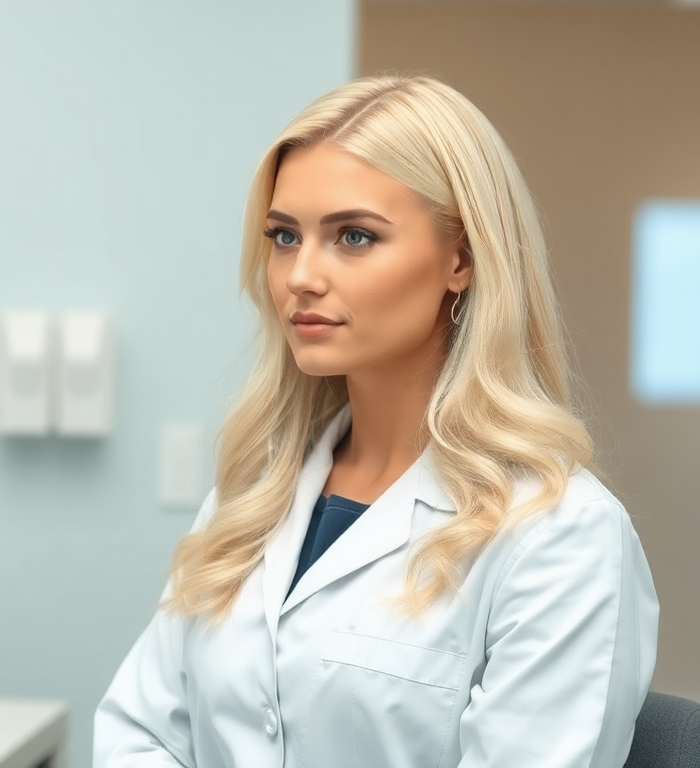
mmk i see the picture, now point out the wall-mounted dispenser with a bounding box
[56,311,113,436]
[0,311,51,435]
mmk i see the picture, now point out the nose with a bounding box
[285,240,328,296]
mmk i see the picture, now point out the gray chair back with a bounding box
[625,691,700,768]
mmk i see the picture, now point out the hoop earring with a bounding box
[450,292,463,324]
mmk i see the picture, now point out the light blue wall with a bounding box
[0,1,354,765]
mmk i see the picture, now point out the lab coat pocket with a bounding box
[301,630,466,768]
[322,630,464,690]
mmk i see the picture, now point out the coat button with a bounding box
[264,706,278,736]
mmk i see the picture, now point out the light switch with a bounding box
[56,311,113,436]
[0,311,51,435]
[159,422,205,508]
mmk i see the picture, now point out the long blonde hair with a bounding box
[165,74,593,620]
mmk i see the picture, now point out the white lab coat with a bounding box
[94,405,659,768]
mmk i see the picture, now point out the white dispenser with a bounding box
[0,311,51,435]
[56,311,113,436]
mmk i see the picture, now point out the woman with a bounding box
[94,75,658,768]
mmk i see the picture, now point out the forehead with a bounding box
[271,144,422,217]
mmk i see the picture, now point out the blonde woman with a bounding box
[94,75,658,768]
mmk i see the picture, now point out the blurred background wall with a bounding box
[0,1,354,765]
[359,0,700,700]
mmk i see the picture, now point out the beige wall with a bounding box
[360,2,700,698]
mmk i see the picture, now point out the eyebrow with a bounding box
[266,208,393,226]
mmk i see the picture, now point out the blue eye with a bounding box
[263,227,299,247]
[340,227,378,248]
[277,230,298,246]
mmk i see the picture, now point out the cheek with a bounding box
[266,262,286,315]
[352,265,445,339]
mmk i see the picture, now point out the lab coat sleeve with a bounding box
[93,489,217,768]
[457,493,659,768]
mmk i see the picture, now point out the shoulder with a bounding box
[478,467,644,600]
[555,467,626,520]
[507,466,630,550]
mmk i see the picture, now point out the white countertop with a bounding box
[0,699,67,768]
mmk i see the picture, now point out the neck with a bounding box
[325,346,445,502]
[343,372,434,466]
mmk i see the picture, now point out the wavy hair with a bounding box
[164,74,593,621]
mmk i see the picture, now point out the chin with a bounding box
[290,351,349,378]
[294,362,347,378]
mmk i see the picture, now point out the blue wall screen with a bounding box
[631,200,700,403]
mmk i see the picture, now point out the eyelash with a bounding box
[262,226,380,249]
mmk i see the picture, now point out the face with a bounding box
[265,144,471,381]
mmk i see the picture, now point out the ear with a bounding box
[447,242,473,294]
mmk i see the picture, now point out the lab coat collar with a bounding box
[262,406,352,636]
[262,405,457,630]
[415,444,458,514]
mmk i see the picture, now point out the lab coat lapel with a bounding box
[280,457,422,614]
[262,407,351,638]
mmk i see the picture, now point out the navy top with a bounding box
[287,493,370,596]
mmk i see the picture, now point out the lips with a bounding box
[289,311,343,339]
[290,311,342,326]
